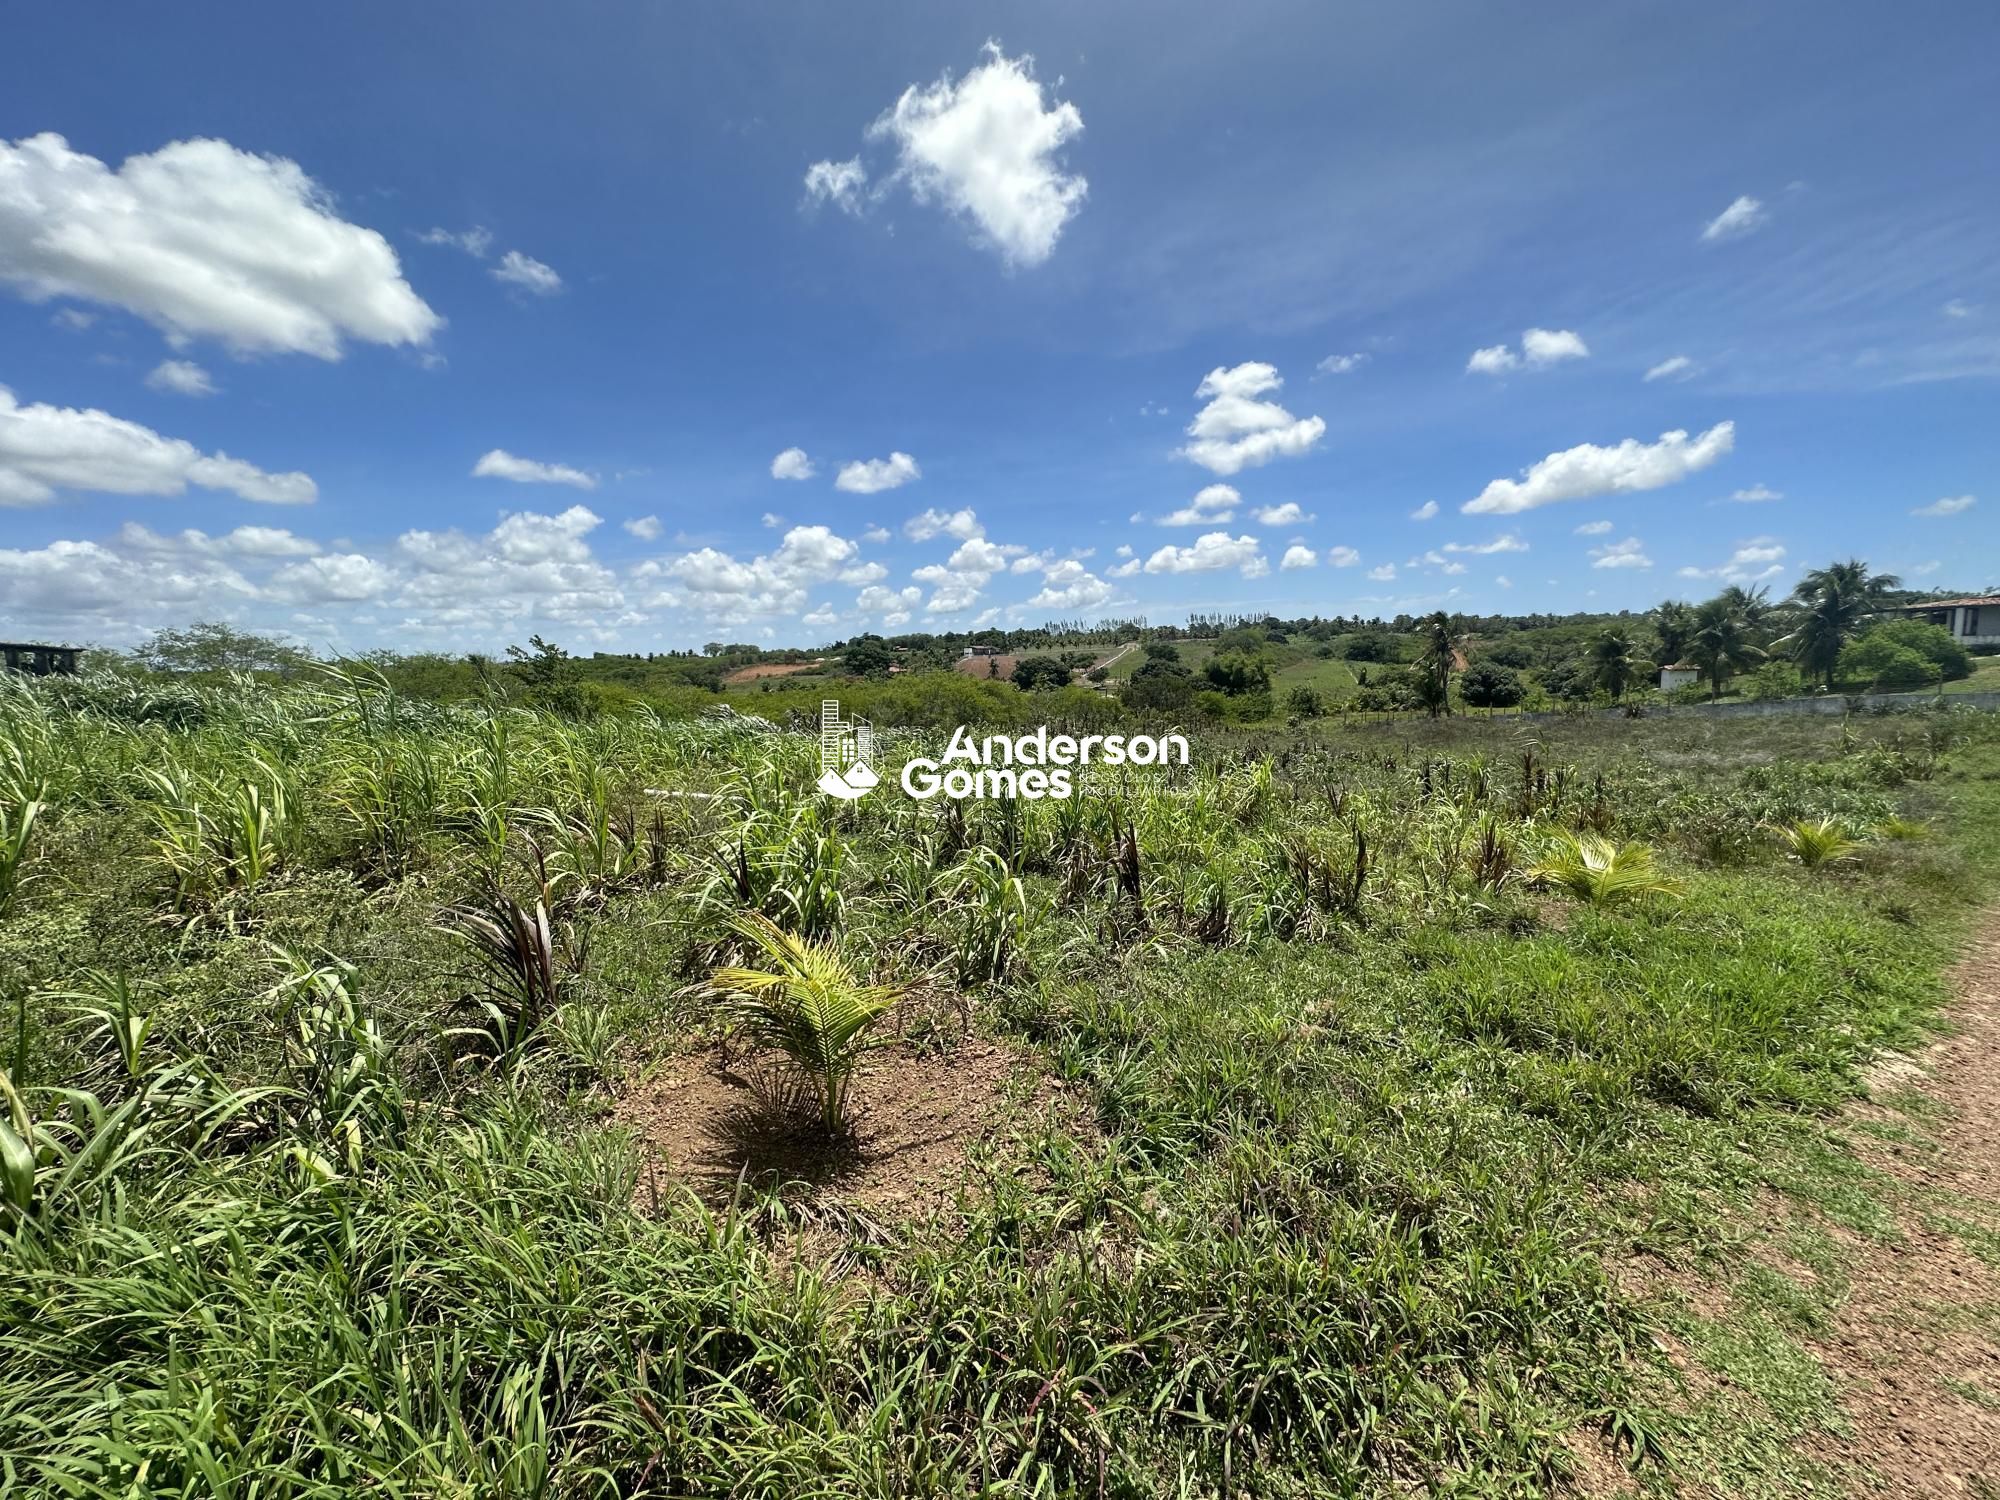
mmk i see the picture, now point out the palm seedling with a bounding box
[706,912,902,1132]
[1526,831,1680,908]
[1769,817,1863,870]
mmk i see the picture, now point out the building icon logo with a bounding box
[817,700,880,800]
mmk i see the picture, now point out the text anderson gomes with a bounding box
[900,726,1191,800]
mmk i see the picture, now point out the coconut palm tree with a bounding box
[1589,629,1646,701]
[1689,596,1766,701]
[1651,600,1696,666]
[1782,559,1902,690]
[1411,611,1456,717]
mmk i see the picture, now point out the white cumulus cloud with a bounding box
[0,132,439,358]
[1468,328,1589,375]
[1729,484,1783,503]
[1176,362,1325,477]
[1142,531,1265,576]
[1279,545,1317,571]
[492,250,562,296]
[836,452,920,494]
[1679,537,1787,584]
[1410,500,1439,521]
[770,446,816,481]
[1588,537,1653,570]
[0,386,314,506]
[472,449,597,490]
[903,506,981,541]
[1252,501,1311,526]
[861,45,1086,268]
[1463,421,1735,515]
[1159,482,1240,526]
[1644,355,1697,382]
[1327,545,1361,567]
[623,515,662,541]
[1574,519,1613,535]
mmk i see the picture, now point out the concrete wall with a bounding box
[1548,690,2000,723]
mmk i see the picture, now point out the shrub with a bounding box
[1847,619,1972,683]
[1460,660,1524,709]
[1838,640,1939,693]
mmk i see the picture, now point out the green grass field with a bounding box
[3,668,1996,1496]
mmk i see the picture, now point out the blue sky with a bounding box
[2,1,1994,652]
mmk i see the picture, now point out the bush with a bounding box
[1204,652,1271,696]
[1010,655,1073,691]
[1284,685,1325,718]
[1838,638,1940,693]
[1847,620,1971,683]
[1743,662,1801,702]
[1459,660,1524,709]
[1340,631,1394,663]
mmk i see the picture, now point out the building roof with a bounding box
[1896,596,2000,610]
[1661,661,1700,671]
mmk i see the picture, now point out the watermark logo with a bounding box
[817,699,881,800]
[817,699,1188,801]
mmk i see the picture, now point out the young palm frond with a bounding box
[1770,817,1862,870]
[1527,831,1679,908]
[707,912,901,1132]
[0,795,45,917]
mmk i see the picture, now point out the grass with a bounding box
[1,667,1997,1496]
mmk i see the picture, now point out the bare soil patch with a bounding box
[617,1036,1081,1221]
[722,660,823,684]
[1803,914,2000,1495]
[952,653,1019,681]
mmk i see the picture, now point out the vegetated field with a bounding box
[1943,652,2000,694]
[3,667,1998,1497]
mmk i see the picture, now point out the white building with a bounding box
[1658,661,1700,691]
[1896,595,2000,648]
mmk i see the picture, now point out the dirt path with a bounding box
[1812,912,2000,1494]
[1089,640,1139,675]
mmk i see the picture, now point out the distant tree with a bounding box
[1086,666,1110,683]
[1340,631,1394,663]
[1588,630,1646,701]
[1783,559,1901,690]
[506,634,588,716]
[1480,641,1534,670]
[1651,600,1697,665]
[1689,597,1766,700]
[1142,640,1182,664]
[841,637,894,678]
[702,642,725,657]
[1203,652,1270,696]
[1284,684,1325,718]
[1124,658,1198,713]
[1410,611,1456,717]
[1459,659,1524,710]
[136,621,310,677]
[1010,655,1072,691]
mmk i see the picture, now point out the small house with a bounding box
[1894,596,2000,648]
[1,642,81,677]
[1658,661,1700,692]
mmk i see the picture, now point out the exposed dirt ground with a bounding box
[617,1036,1081,1221]
[721,660,823,684]
[1808,915,2000,1494]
